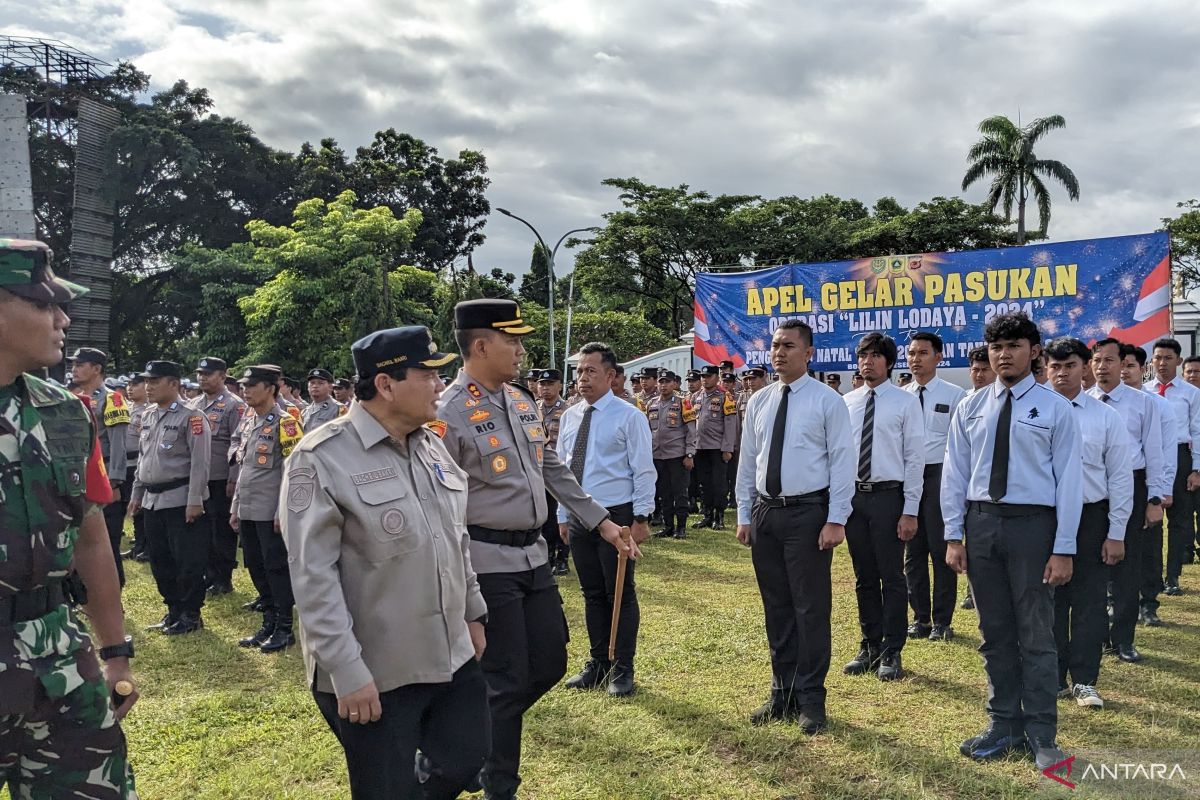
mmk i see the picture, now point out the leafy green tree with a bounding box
[519,306,675,370]
[1164,200,1200,293]
[518,243,551,306]
[961,114,1080,244]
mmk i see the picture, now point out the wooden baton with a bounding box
[607,527,632,662]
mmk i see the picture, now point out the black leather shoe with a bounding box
[1027,736,1068,771]
[242,596,265,612]
[145,613,174,631]
[1140,608,1162,627]
[749,697,798,726]
[163,613,203,636]
[928,624,954,641]
[120,548,140,560]
[959,724,1026,760]
[673,530,687,540]
[877,651,903,681]
[711,513,726,531]
[607,664,635,697]
[907,622,932,639]
[1162,582,1182,596]
[565,658,611,690]
[133,551,151,563]
[1116,644,1143,663]
[843,646,881,676]
[239,612,276,648]
[206,581,233,598]
[691,516,711,530]
[960,590,975,610]
[795,704,827,735]
[260,623,295,653]
[653,528,675,539]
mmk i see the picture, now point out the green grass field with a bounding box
[83,526,1200,798]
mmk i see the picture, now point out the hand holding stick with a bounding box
[608,526,632,662]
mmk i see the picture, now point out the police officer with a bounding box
[281,326,489,799]
[230,365,305,653]
[0,239,139,797]
[647,371,698,538]
[536,368,571,576]
[722,371,742,511]
[69,347,131,586]
[610,365,636,405]
[129,360,213,635]
[192,356,247,597]
[437,299,636,800]
[691,365,737,529]
[333,377,354,405]
[303,368,345,431]
[523,367,540,393]
[122,372,150,562]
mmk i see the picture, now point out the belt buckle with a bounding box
[856,481,872,493]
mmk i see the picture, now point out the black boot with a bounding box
[674,515,688,539]
[239,609,276,648]
[691,513,711,529]
[260,611,295,653]
[163,611,203,636]
[564,658,611,689]
[242,595,265,612]
[653,526,675,538]
[711,510,726,530]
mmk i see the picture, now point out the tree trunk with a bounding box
[1017,177,1027,246]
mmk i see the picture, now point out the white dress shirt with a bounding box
[904,375,967,465]
[734,374,856,526]
[556,389,657,523]
[1069,391,1133,540]
[1087,382,1169,498]
[1149,391,1175,495]
[844,381,926,516]
[941,373,1083,555]
[1144,377,1200,451]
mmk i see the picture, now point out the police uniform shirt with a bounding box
[844,381,926,516]
[131,400,212,510]
[904,376,966,465]
[127,401,148,467]
[693,387,737,452]
[191,390,246,482]
[280,401,487,697]
[735,390,754,451]
[87,386,128,478]
[301,398,344,432]
[232,406,304,521]
[1144,377,1200,450]
[1070,391,1133,539]
[646,394,698,460]
[1086,382,1169,497]
[437,371,609,574]
[943,373,1083,554]
[734,374,856,526]
[537,397,568,450]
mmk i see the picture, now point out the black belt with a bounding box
[467,525,542,547]
[757,488,829,508]
[1083,500,1109,512]
[144,477,190,494]
[1133,468,1147,479]
[0,581,67,625]
[855,480,902,493]
[969,501,1053,518]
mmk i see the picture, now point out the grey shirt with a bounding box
[281,402,487,696]
[437,370,608,574]
[301,398,344,432]
[190,391,246,482]
[646,394,698,459]
[131,399,212,510]
[538,397,568,450]
[127,401,148,467]
[691,387,738,452]
[232,406,304,521]
[87,386,129,479]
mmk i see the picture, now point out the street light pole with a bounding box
[497,208,595,370]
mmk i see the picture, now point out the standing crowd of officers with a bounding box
[5,237,1200,800]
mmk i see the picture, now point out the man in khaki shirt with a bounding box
[129,360,212,635]
[282,326,489,800]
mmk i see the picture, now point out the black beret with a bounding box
[307,368,334,383]
[240,365,282,383]
[537,369,563,382]
[196,356,227,373]
[141,360,182,379]
[352,325,457,378]
[454,299,534,334]
[69,347,107,367]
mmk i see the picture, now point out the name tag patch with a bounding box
[352,467,398,485]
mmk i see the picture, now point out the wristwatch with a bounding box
[99,635,135,661]
[1149,496,1163,506]
[633,514,649,524]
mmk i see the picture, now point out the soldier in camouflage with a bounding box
[0,238,139,798]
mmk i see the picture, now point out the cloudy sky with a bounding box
[6,0,1199,279]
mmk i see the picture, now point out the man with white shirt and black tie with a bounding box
[1088,339,1166,663]
[735,320,855,733]
[941,312,1081,772]
[1145,338,1200,596]
[841,333,925,682]
[1045,337,1131,710]
[557,342,656,697]
[902,332,966,642]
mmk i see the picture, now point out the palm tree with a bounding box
[961,115,1080,245]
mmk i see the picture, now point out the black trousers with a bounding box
[966,503,1057,741]
[654,457,688,529]
[313,660,490,800]
[543,493,569,565]
[845,486,907,654]
[475,563,568,797]
[905,463,957,627]
[1141,519,1164,612]
[725,449,740,507]
[694,449,727,516]
[568,503,639,664]
[204,479,237,585]
[103,490,126,588]
[240,519,294,616]
[1054,501,1110,688]
[688,461,701,506]
[1166,444,1194,583]
[750,497,832,708]
[1110,471,1149,648]
[144,505,208,617]
[125,465,145,556]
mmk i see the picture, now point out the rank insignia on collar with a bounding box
[467,383,483,399]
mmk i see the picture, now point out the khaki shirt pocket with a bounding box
[354,479,421,561]
[473,431,517,482]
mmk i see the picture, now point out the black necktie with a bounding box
[571,406,594,484]
[918,385,926,410]
[989,389,1012,502]
[766,385,789,497]
[857,389,875,482]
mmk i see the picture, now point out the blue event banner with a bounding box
[692,232,1171,371]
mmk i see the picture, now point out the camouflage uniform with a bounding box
[0,373,137,799]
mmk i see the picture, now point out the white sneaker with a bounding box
[1072,683,1104,708]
